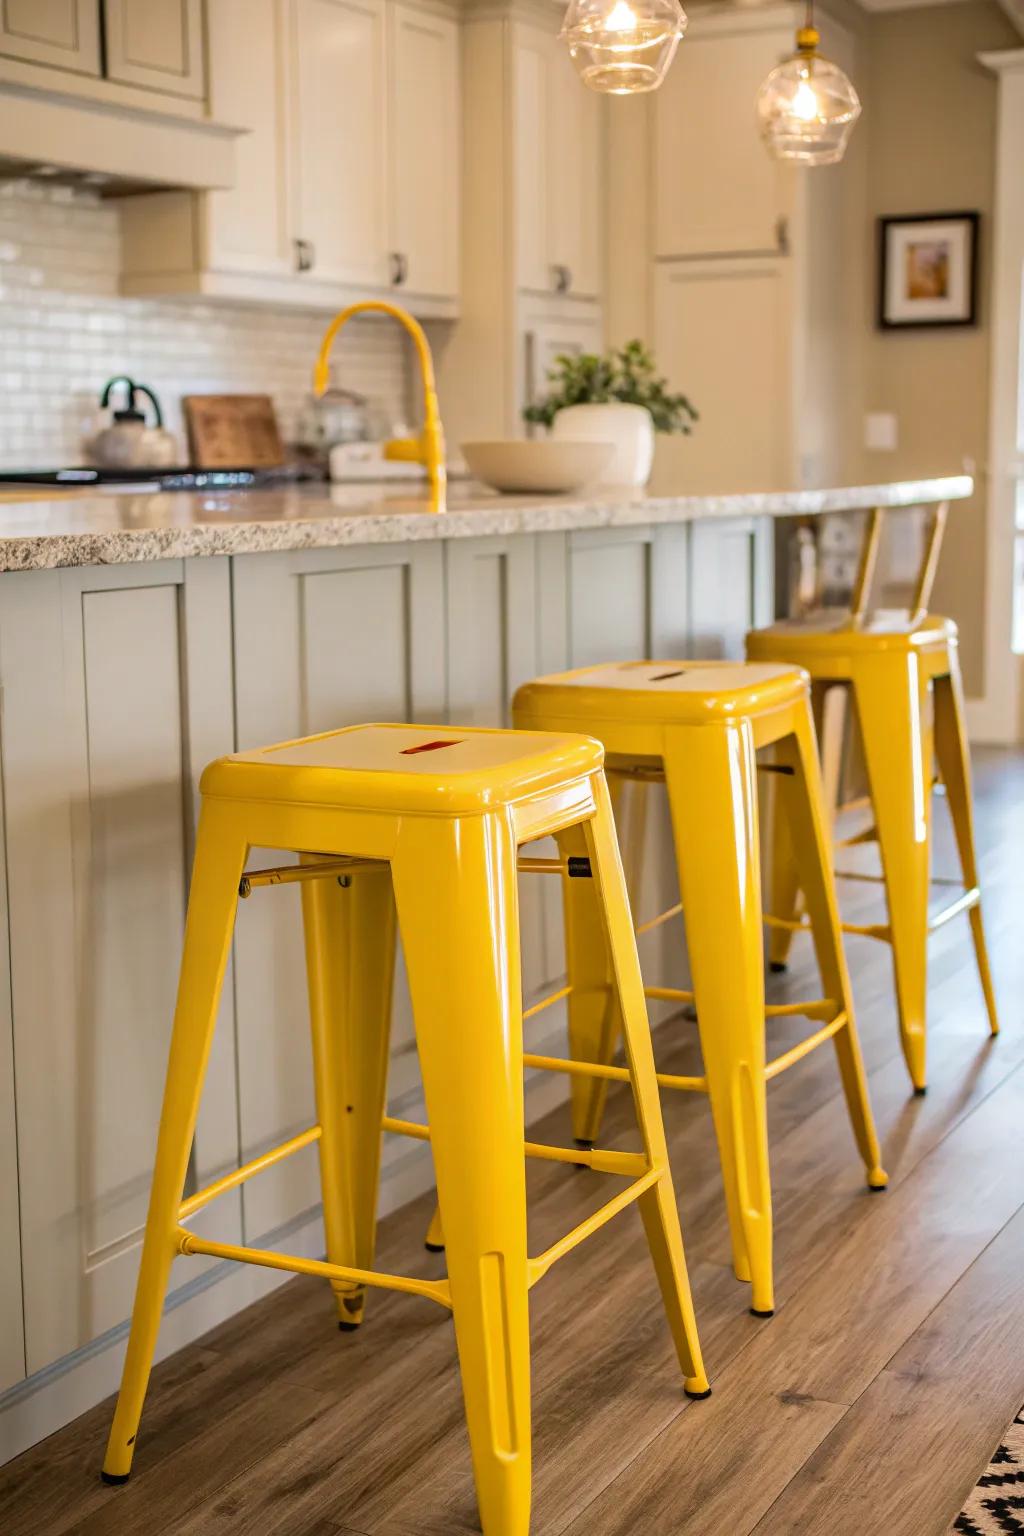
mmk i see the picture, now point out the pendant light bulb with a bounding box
[560,0,687,95]
[756,11,861,166]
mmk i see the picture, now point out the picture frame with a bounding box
[878,212,979,330]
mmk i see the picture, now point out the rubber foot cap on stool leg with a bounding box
[685,1385,712,1400]
[769,962,787,974]
[424,1242,445,1254]
[913,1086,928,1098]
[750,1307,775,1319]
[101,1472,131,1486]
[338,1320,361,1333]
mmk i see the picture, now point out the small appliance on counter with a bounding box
[84,377,180,470]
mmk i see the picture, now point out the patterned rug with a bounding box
[954,1405,1024,1534]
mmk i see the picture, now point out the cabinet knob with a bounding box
[775,217,790,256]
[294,238,316,273]
[390,252,408,287]
[552,264,572,295]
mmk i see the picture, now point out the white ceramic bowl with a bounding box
[461,439,614,495]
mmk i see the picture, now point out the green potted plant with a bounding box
[524,340,697,487]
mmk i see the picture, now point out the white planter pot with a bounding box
[551,402,655,488]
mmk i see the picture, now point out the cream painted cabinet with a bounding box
[652,256,794,495]
[0,559,239,1376]
[0,857,23,1393]
[521,299,605,429]
[688,517,773,659]
[389,2,460,300]
[103,0,206,99]
[0,0,101,73]
[290,0,390,290]
[121,0,460,312]
[513,21,601,301]
[654,9,793,258]
[230,543,446,1244]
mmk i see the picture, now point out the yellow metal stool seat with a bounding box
[512,661,888,1319]
[101,722,708,1536]
[746,613,999,1094]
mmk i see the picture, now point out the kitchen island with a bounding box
[0,475,969,1464]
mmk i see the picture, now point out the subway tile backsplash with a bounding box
[0,181,411,469]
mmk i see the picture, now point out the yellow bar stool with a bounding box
[100,722,708,1536]
[512,662,888,1319]
[746,612,1000,1094]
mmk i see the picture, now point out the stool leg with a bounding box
[584,774,709,1396]
[558,804,623,1149]
[853,654,934,1092]
[776,705,888,1191]
[664,721,774,1315]
[392,812,531,1536]
[933,662,1000,1037]
[103,805,247,1483]
[301,862,396,1329]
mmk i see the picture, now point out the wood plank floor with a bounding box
[3,748,1023,1536]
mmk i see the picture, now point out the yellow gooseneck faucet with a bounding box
[314,300,446,510]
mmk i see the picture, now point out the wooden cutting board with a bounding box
[183,394,284,469]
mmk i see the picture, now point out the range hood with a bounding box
[0,72,241,194]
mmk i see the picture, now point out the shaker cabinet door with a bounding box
[103,0,207,98]
[230,543,446,1245]
[289,0,390,288]
[388,2,460,301]
[0,561,239,1375]
[0,0,100,73]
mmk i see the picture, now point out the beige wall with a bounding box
[851,1,1018,695]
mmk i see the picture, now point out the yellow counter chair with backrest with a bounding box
[511,660,888,1321]
[747,499,999,1094]
[100,722,709,1536]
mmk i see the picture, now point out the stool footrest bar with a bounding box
[178,1125,322,1220]
[929,887,980,931]
[528,1165,663,1286]
[174,1229,453,1309]
[523,984,572,1022]
[636,903,683,937]
[380,1114,649,1177]
[764,1013,848,1080]
[240,853,593,899]
[522,1050,707,1095]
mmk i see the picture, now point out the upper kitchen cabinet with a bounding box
[120,0,460,313]
[0,1,239,188]
[654,7,794,258]
[289,0,389,290]
[514,21,601,301]
[103,0,206,99]
[389,2,460,301]
[0,0,101,74]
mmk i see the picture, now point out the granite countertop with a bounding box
[0,475,973,573]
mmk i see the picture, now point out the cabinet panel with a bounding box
[0,0,100,72]
[389,2,459,300]
[655,23,791,257]
[514,22,602,300]
[103,0,206,98]
[0,755,23,1391]
[653,257,793,495]
[290,0,389,288]
[204,0,291,277]
[0,562,238,1373]
[231,544,445,1243]
[688,517,773,659]
[569,529,651,666]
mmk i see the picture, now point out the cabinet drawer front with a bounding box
[103,0,206,98]
[0,0,101,74]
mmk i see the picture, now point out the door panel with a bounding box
[231,544,445,1243]
[103,0,206,98]
[0,0,100,74]
[389,3,459,299]
[653,257,793,495]
[1,562,238,1373]
[290,0,388,288]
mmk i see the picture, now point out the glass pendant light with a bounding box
[756,0,861,165]
[560,0,687,96]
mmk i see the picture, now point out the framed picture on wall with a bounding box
[878,212,979,329]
